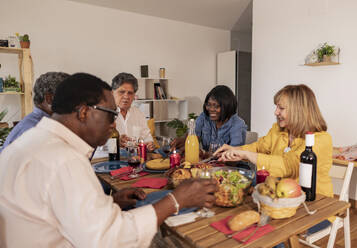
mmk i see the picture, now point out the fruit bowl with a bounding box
[252,184,306,219]
[210,167,254,207]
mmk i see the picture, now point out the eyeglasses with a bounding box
[90,105,119,123]
[205,103,220,110]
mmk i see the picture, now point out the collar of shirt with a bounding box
[32,106,50,118]
[37,117,94,159]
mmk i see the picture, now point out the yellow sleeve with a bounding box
[240,124,276,153]
[256,147,304,178]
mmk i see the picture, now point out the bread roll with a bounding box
[228,210,260,231]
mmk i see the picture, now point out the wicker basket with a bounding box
[252,185,306,219]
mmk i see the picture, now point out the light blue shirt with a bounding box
[0,107,49,153]
[195,112,247,151]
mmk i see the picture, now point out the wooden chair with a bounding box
[299,162,354,248]
[147,118,160,149]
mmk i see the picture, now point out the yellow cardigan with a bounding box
[241,123,333,198]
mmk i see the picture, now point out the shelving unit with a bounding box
[135,78,188,137]
[305,62,340,66]
[0,47,33,118]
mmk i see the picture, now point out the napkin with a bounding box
[110,166,132,177]
[165,212,199,227]
[210,216,275,244]
[131,177,168,189]
[119,171,149,181]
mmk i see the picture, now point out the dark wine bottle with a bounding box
[108,129,120,161]
[299,132,317,201]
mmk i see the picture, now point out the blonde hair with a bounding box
[274,84,327,138]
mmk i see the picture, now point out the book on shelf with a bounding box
[153,83,167,99]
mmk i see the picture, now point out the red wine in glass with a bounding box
[128,159,140,168]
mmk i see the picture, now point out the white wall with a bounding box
[0,0,230,122]
[252,0,357,147]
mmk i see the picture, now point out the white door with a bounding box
[217,50,237,94]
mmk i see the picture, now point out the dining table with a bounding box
[93,158,350,248]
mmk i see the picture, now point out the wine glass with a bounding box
[127,145,141,178]
[160,137,172,158]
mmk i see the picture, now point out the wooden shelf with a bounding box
[0,48,33,118]
[134,98,185,103]
[0,47,27,54]
[0,92,24,95]
[305,62,340,66]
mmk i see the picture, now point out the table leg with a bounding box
[288,235,301,248]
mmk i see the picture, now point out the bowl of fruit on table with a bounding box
[252,176,306,219]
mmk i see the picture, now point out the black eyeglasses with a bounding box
[90,105,119,123]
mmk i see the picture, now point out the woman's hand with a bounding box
[218,149,258,164]
[213,144,234,158]
[218,149,245,162]
[170,137,185,151]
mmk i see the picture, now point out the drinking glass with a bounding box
[160,137,172,157]
[209,143,220,156]
[127,145,141,178]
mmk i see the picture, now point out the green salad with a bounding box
[212,170,251,205]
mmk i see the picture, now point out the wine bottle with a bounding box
[108,129,120,161]
[299,132,317,201]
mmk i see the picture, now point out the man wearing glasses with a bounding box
[0,73,218,247]
[112,72,155,151]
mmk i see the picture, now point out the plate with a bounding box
[93,161,128,173]
[143,163,169,173]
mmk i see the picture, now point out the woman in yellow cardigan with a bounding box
[215,84,333,198]
[215,84,334,240]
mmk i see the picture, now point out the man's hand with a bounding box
[146,142,155,152]
[119,134,131,147]
[173,179,218,209]
[113,187,146,209]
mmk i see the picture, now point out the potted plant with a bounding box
[4,75,21,92]
[0,109,12,148]
[16,33,30,48]
[316,43,335,62]
[167,113,198,137]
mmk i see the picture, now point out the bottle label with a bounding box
[299,162,312,188]
[107,138,117,153]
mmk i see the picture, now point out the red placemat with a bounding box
[210,216,274,244]
[131,177,168,189]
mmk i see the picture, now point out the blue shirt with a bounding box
[195,112,247,151]
[0,107,49,153]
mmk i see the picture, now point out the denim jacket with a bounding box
[195,112,247,151]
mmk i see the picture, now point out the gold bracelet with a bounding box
[167,192,179,215]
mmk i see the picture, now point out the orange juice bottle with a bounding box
[185,119,199,163]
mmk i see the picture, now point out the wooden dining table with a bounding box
[94,160,350,248]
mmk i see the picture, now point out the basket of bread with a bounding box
[252,176,305,219]
[210,167,254,207]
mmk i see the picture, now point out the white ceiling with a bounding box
[68,0,252,31]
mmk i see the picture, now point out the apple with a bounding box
[276,178,302,198]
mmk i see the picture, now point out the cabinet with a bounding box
[135,78,188,137]
[0,47,33,118]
